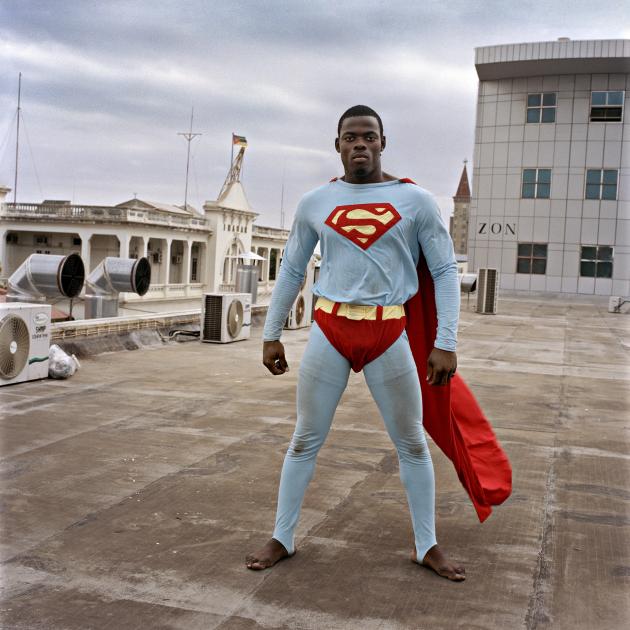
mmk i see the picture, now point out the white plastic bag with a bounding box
[48,344,81,379]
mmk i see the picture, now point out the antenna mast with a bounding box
[177,107,201,210]
[13,72,22,203]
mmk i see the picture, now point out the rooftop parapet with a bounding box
[475,38,630,79]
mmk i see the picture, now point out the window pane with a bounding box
[527,93,541,106]
[591,91,607,105]
[602,185,617,200]
[533,244,548,257]
[518,243,532,256]
[542,92,556,106]
[603,170,618,185]
[586,169,601,184]
[597,246,613,261]
[527,108,541,123]
[590,107,608,121]
[596,261,613,278]
[537,169,551,183]
[604,107,623,121]
[537,183,550,198]
[581,246,597,260]
[585,184,600,199]
[532,258,546,274]
[522,183,535,198]
[523,169,537,183]
[580,261,596,276]
[517,258,531,273]
[607,91,624,105]
[541,107,556,123]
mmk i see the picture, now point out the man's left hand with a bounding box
[427,348,457,386]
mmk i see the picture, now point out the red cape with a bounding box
[404,253,512,522]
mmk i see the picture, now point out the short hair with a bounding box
[337,105,384,137]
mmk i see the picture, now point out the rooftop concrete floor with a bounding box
[1,295,628,630]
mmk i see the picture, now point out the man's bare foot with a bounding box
[246,538,294,570]
[411,545,466,581]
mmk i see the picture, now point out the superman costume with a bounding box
[263,178,511,557]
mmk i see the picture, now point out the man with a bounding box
[246,105,465,581]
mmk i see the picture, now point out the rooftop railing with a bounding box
[1,203,209,230]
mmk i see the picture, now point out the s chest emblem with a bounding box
[325,203,401,250]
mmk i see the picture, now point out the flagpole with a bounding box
[231,132,234,166]
[13,72,22,203]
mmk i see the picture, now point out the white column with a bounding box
[142,237,148,258]
[184,240,192,284]
[118,232,130,258]
[0,228,8,278]
[80,232,92,275]
[164,238,172,284]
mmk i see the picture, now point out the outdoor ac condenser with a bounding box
[476,268,499,314]
[285,258,316,330]
[201,293,251,343]
[0,303,52,386]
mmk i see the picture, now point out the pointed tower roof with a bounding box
[204,145,258,217]
[453,162,471,202]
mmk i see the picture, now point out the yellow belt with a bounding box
[315,296,405,321]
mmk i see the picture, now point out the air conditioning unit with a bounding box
[172,255,183,264]
[285,258,316,330]
[476,268,499,314]
[201,293,251,343]
[0,303,51,386]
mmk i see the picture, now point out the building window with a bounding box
[590,91,624,122]
[522,169,551,199]
[191,258,198,282]
[585,169,618,200]
[527,93,556,123]
[269,249,278,281]
[517,243,547,274]
[580,245,613,278]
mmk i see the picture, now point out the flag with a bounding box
[232,134,248,147]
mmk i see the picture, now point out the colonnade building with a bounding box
[468,39,629,296]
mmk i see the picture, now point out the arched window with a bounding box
[222,239,245,285]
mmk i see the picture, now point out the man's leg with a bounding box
[246,322,350,569]
[363,331,465,581]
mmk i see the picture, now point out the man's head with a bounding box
[335,105,386,183]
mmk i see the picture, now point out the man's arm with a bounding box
[262,198,319,375]
[416,193,460,385]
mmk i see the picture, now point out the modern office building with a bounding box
[468,39,629,296]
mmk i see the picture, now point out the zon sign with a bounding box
[477,222,516,237]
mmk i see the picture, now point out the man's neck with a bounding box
[341,170,397,184]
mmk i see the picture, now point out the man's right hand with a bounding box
[263,340,290,375]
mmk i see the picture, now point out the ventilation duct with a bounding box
[84,257,151,319]
[7,253,85,303]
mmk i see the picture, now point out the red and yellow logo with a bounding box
[325,203,401,250]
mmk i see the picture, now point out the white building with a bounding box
[0,149,288,310]
[468,39,629,296]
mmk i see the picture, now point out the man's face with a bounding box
[335,116,385,181]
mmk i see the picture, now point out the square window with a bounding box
[527,92,557,124]
[517,242,548,275]
[590,90,624,122]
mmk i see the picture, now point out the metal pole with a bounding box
[177,108,201,210]
[13,72,21,204]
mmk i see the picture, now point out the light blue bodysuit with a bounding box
[262,178,460,559]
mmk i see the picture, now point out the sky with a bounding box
[0,0,628,228]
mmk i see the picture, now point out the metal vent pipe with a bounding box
[7,253,85,302]
[84,257,151,319]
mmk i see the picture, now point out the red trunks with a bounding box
[314,301,406,372]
